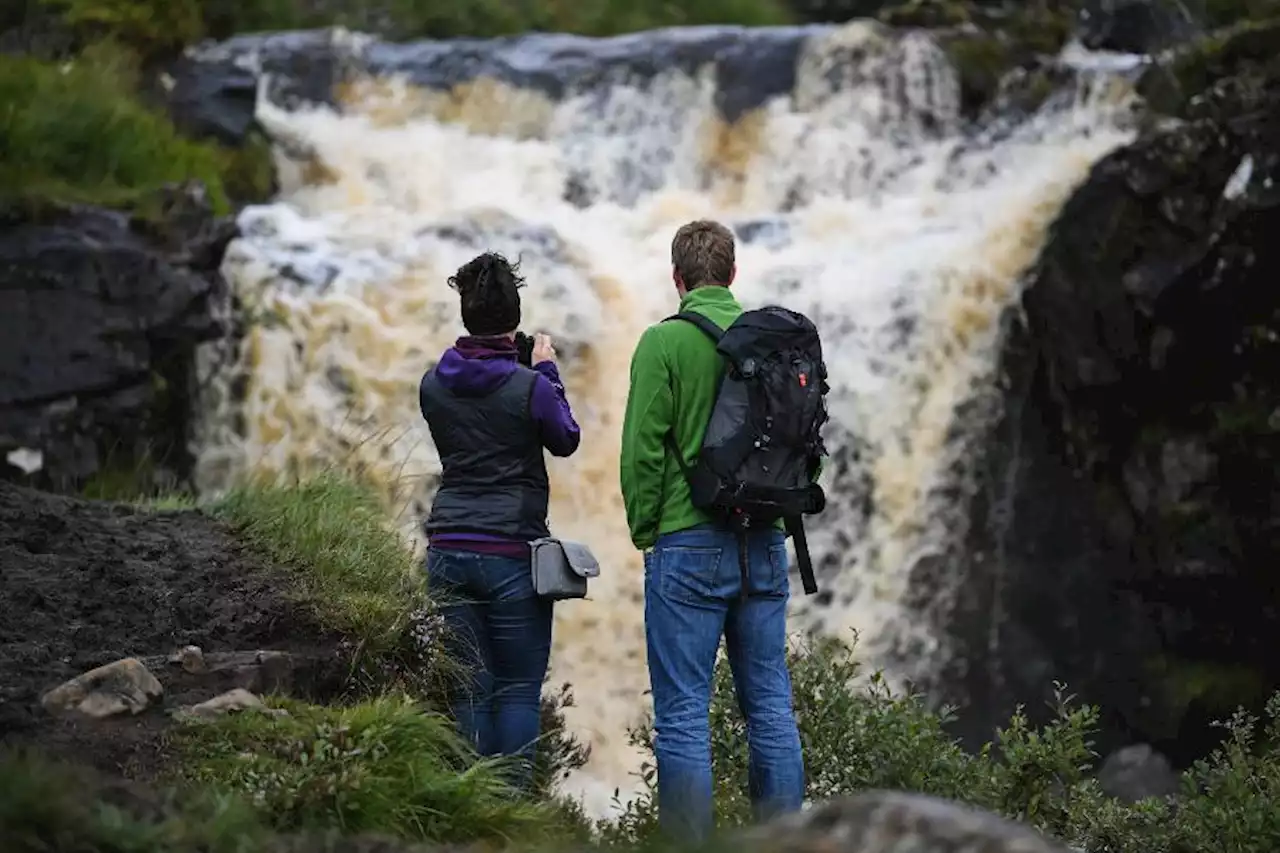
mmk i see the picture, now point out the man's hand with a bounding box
[532,333,556,365]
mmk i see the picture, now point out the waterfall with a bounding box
[190,21,1139,816]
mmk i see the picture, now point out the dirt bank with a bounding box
[0,480,337,777]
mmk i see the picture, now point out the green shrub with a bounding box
[40,0,205,61]
[173,695,570,844]
[0,44,235,212]
[600,634,1280,853]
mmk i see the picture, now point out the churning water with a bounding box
[191,21,1139,816]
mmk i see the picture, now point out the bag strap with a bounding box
[784,515,819,596]
[664,311,725,344]
[661,310,724,480]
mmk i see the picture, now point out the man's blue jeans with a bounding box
[426,548,552,792]
[644,524,805,840]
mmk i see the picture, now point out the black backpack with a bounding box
[662,305,829,598]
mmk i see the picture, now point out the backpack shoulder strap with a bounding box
[663,311,725,343]
[659,312,723,484]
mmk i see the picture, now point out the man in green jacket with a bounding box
[619,220,804,840]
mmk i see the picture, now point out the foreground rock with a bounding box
[0,184,236,491]
[1098,744,1181,803]
[41,658,164,719]
[747,791,1069,852]
[949,19,1280,762]
[183,687,279,719]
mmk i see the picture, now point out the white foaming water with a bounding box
[192,22,1138,818]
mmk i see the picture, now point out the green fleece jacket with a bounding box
[619,285,747,551]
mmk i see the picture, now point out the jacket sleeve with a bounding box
[619,326,673,551]
[530,362,581,457]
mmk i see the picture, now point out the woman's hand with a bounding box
[532,333,557,365]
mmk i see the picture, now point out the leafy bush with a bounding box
[600,634,1280,853]
[40,0,204,61]
[0,44,235,211]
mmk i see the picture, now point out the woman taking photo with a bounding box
[419,251,581,791]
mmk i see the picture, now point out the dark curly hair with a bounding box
[447,252,525,336]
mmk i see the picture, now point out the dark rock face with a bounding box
[0,184,237,491]
[947,22,1280,764]
[1077,0,1202,54]
[169,24,818,141]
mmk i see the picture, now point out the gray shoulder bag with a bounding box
[529,537,600,600]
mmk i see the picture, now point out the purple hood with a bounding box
[433,335,522,397]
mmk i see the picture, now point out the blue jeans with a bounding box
[426,548,552,792]
[644,524,805,840]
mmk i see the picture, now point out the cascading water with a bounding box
[191,21,1140,816]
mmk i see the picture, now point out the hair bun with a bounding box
[450,252,525,336]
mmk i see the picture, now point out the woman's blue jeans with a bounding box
[426,548,552,792]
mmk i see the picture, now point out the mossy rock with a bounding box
[1138,16,1280,118]
[939,31,1018,115]
[880,0,1075,116]
[1143,655,1272,739]
[216,131,279,207]
[878,0,976,27]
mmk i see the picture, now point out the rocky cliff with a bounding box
[0,185,236,492]
[947,19,1280,762]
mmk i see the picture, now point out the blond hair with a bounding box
[671,219,735,288]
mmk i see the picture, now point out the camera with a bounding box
[514,331,535,367]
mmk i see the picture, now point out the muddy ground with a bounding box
[0,479,337,778]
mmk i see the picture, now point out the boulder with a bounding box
[40,658,164,719]
[944,21,1280,763]
[182,687,280,718]
[1098,744,1181,802]
[746,790,1070,852]
[0,183,236,491]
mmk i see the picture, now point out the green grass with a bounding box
[172,695,569,845]
[0,749,272,853]
[208,472,424,664]
[0,42,273,214]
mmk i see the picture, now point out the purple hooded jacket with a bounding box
[424,335,580,558]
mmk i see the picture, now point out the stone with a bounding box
[0,184,236,491]
[168,645,208,674]
[143,648,320,699]
[40,658,163,719]
[746,790,1070,852]
[1098,744,1181,803]
[183,688,275,719]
